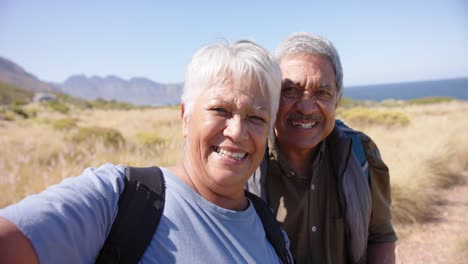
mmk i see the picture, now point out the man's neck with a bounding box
[279,144,321,178]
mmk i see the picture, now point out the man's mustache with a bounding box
[286,113,322,122]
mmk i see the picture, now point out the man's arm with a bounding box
[358,132,397,263]
[0,217,39,264]
[368,242,395,264]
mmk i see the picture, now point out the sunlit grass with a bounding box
[0,106,184,207]
[341,101,468,226]
[338,107,410,127]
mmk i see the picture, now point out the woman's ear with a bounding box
[181,103,189,137]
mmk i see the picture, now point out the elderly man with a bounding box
[247,32,397,263]
[0,40,293,263]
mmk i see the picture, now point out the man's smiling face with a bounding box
[275,53,341,155]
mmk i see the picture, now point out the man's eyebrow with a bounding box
[318,83,334,90]
[281,78,295,85]
[282,78,302,87]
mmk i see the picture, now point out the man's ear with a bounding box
[335,92,342,109]
[181,103,189,137]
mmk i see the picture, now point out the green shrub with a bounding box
[0,109,15,121]
[71,126,125,147]
[53,92,93,109]
[10,105,36,119]
[407,96,455,105]
[0,82,33,105]
[90,98,136,110]
[52,118,78,130]
[338,97,375,108]
[44,101,70,114]
[136,131,166,146]
[340,107,410,126]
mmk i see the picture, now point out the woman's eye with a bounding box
[248,115,266,124]
[211,107,227,113]
[211,107,230,117]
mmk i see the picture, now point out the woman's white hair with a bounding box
[181,39,281,131]
[275,32,344,96]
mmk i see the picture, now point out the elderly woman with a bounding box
[0,40,292,263]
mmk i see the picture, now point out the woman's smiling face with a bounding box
[182,77,271,194]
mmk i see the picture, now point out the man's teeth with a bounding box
[215,147,247,160]
[292,121,317,128]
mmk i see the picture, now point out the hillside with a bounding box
[0,56,58,93]
[0,81,34,105]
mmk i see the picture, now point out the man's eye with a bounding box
[316,89,333,100]
[317,90,330,96]
[281,87,301,98]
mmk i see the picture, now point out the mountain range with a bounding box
[0,56,183,106]
[1,56,467,105]
[59,75,183,106]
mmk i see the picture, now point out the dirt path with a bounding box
[395,173,468,263]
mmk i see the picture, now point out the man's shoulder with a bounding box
[334,120,369,138]
[333,120,380,154]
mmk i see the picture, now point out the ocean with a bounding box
[343,77,468,101]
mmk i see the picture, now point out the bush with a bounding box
[136,131,166,146]
[0,109,15,121]
[44,101,70,114]
[339,98,374,108]
[11,105,36,119]
[71,126,125,148]
[407,97,456,105]
[90,98,136,110]
[52,118,78,130]
[339,107,410,127]
[53,92,93,109]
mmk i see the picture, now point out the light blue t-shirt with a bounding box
[0,163,285,263]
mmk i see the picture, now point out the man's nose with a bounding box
[295,93,318,115]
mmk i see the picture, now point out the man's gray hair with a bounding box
[275,32,343,96]
[181,39,281,131]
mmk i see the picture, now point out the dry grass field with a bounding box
[1,99,468,259]
[340,101,468,226]
[0,105,184,206]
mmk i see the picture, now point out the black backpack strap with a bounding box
[245,191,293,264]
[96,166,165,264]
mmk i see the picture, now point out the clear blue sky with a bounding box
[1,0,467,86]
